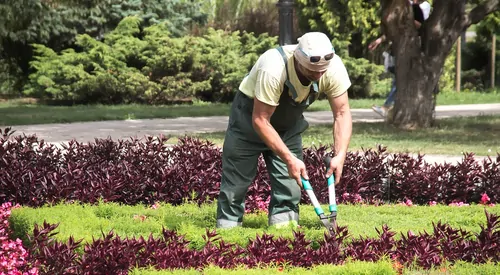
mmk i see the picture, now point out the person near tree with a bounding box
[369,0,430,118]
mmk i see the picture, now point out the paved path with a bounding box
[3,103,500,164]
[5,103,500,144]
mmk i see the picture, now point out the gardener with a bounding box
[216,32,352,229]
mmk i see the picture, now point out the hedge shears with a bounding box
[301,156,337,236]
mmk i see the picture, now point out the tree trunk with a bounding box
[379,0,499,129]
[391,42,439,129]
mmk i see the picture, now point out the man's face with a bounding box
[297,62,327,82]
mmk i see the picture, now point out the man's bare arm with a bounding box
[252,98,308,186]
[326,92,352,184]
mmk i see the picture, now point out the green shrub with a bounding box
[462,69,486,92]
[342,56,385,99]
[0,58,23,98]
[439,44,457,92]
[24,17,277,104]
[0,0,209,96]
[192,29,277,102]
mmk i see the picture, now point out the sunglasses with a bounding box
[298,48,335,63]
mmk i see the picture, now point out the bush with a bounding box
[0,58,24,98]
[23,17,277,104]
[439,44,457,92]
[0,0,210,96]
[1,128,498,209]
[191,30,276,102]
[462,69,486,92]
[342,56,385,99]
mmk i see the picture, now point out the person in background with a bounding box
[216,32,352,229]
[369,0,430,118]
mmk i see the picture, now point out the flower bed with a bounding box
[3,201,499,274]
[1,127,499,273]
[0,202,38,275]
[1,128,498,212]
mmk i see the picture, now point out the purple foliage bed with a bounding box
[1,128,498,210]
[1,127,499,274]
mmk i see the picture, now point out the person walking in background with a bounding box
[369,0,430,118]
[216,32,352,229]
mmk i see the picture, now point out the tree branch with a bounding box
[465,0,500,26]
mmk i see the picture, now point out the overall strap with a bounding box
[304,82,319,105]
[276,47,299,100]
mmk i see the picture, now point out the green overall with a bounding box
[216,47,320,228]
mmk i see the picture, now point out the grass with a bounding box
[10,202,498,274]
[129,261,500,275]
[308,89,500,112]
[131,261,398,274]
[168,115,500,156]
[10,202,499,250]
[0,90,498,126]
[0,100,231,126]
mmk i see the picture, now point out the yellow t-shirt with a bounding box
[238,45,351,106]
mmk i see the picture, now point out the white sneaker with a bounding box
[371,105,387,118]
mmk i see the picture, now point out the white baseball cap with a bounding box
[293,32,335,72]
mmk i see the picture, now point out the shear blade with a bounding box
[321,219,335,236]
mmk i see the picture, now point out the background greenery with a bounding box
[1,0,498,105]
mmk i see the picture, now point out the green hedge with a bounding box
[24,17,277,104]
[10,202,500,250]
[342,56,385,98]
[24,16,388,104]
[130,261,500,275]
[130,261,397,275]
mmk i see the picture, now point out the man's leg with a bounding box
[216,130,262,228]
[262,127,305,227]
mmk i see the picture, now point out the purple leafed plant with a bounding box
[0,129,498,209]
[344,225,396,262]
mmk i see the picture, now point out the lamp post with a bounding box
[276,0,294,46]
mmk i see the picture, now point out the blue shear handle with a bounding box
[301,178,313,190]
[301,177,324,216]
[327,175,337,212]
[327,175,334,186]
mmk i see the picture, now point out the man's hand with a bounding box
[325,155,345,185]
[286,156,308,188]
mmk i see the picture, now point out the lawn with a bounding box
[11,202,499,249]
[8,202,499,274]
[0,90,498,126]
[168,115,500,156]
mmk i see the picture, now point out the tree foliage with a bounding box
[461,11,500,89]
[295,0,381,58]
